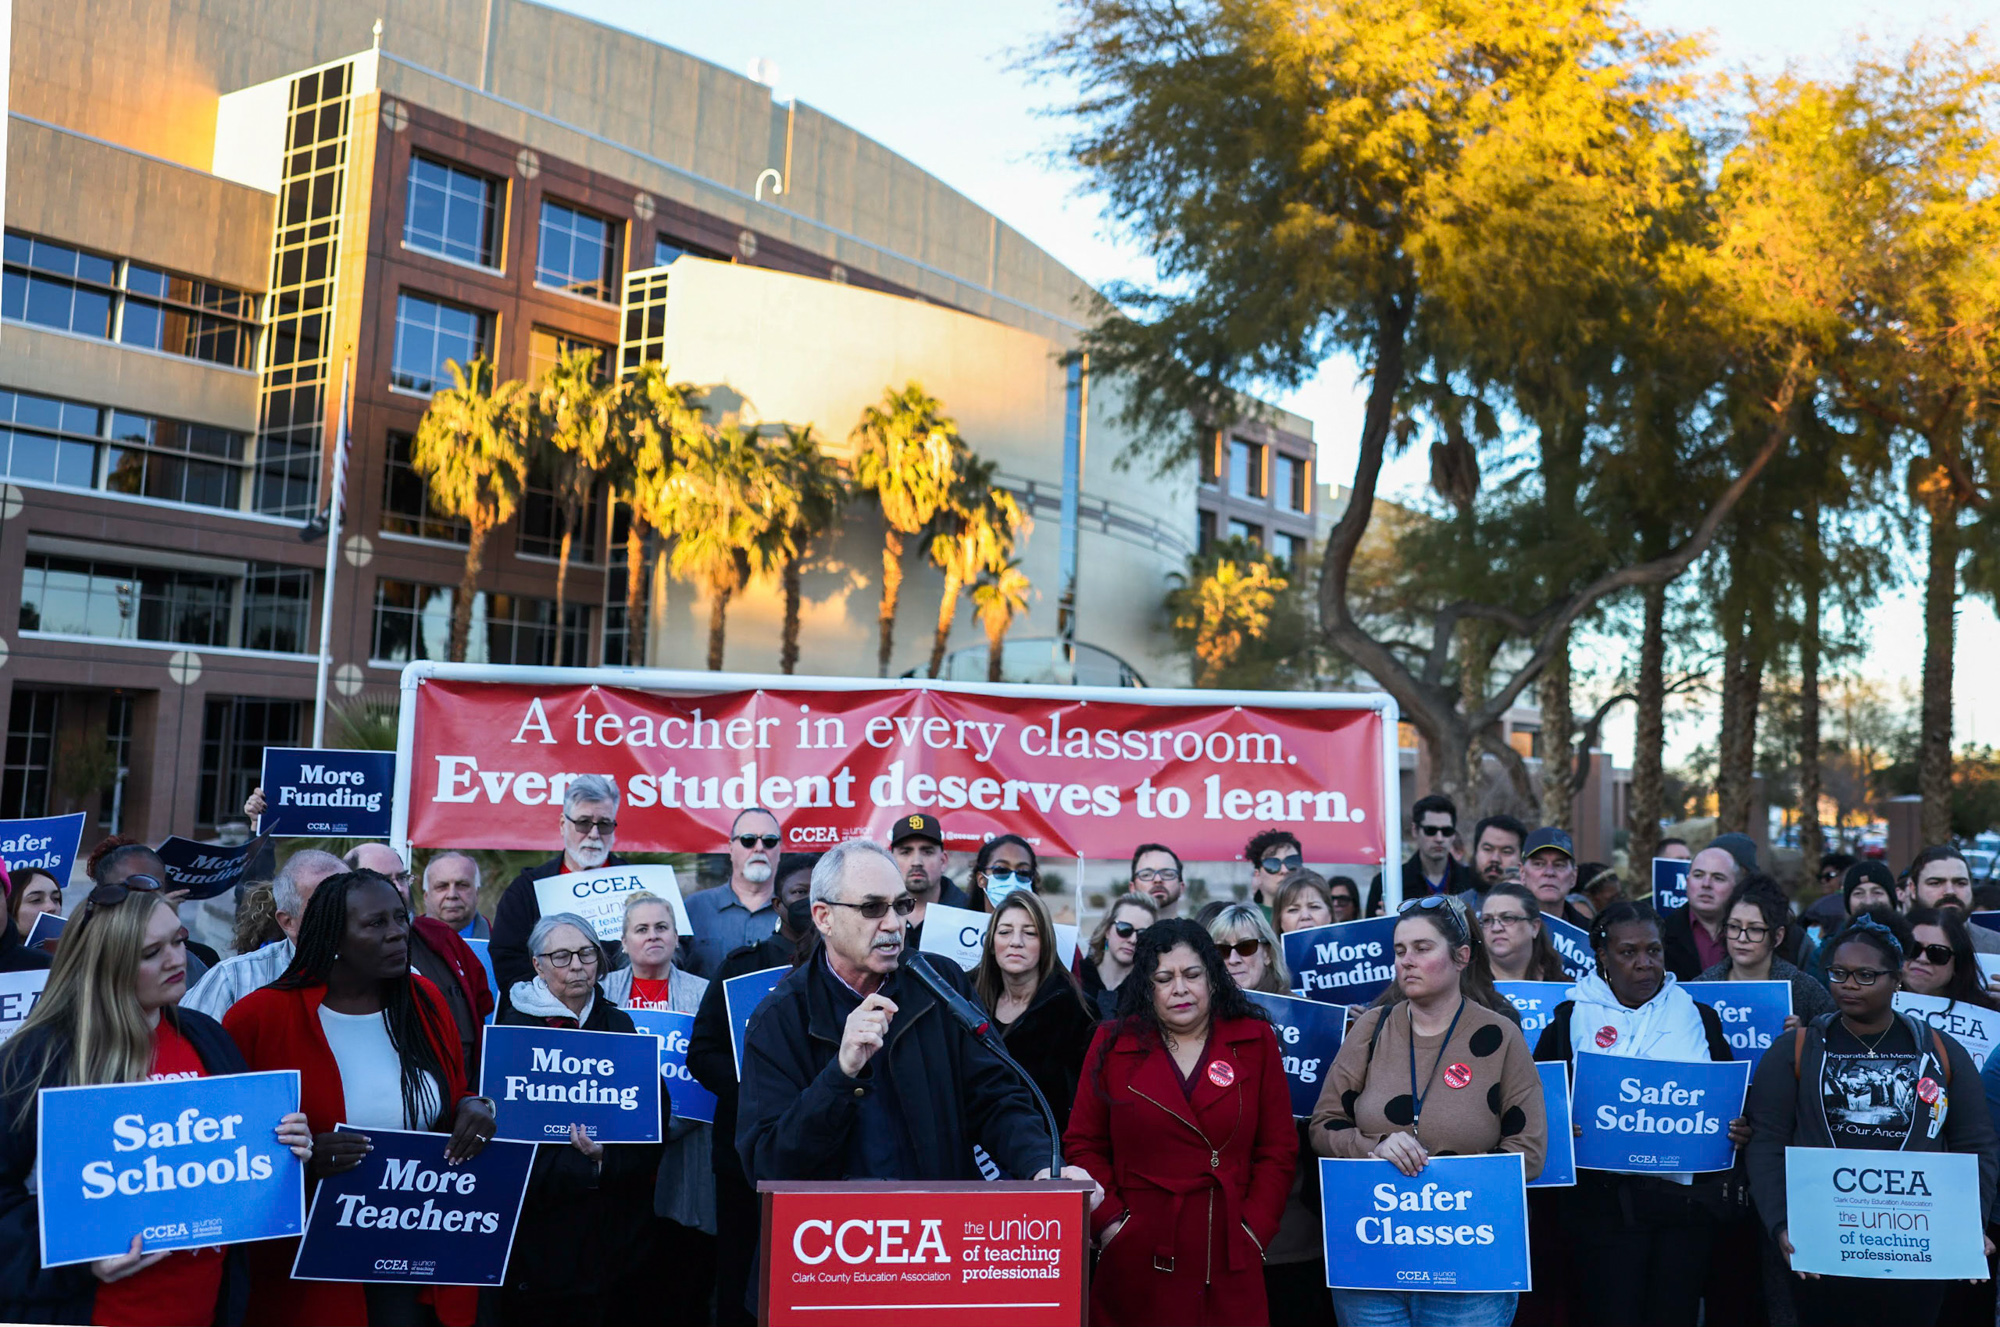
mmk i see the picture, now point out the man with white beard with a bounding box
[679,807,784,977]
[490,774,630,990]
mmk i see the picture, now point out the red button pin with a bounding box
[1917,1077,1941,1104]
[1443,1063,1472,1090]
[1207,1061,1236,1087]
[1595,1026,1619,1049]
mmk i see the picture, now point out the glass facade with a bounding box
[1228,439,1264,499]
[518,456,603,562]
[199,697,301,827]
[404,154,502,267]
[380,430,470,544]
[18,552,310,652]
[392,292,490,395]
[1,690,59,820]
[1274,453,1307,513]
[2,232,258,368]
[537,199,618,301]
[372,578,589,667]
[0,387,251,512]
[654,233,726,266]
[528,326,611,381]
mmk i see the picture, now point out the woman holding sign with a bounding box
[1531,899,1750,1327]
[973,889,1095,1131]
[1310,895,1547,1326]
[496,912,665,1327]
[0,872,312,1325]
[5,867,62,956]
[1745,914,1997,1327]
[225,870,494,1327]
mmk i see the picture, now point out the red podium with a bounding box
[759,1180,1091,1326]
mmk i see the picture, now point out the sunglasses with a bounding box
[1915,943,1956,966]
[1258,853,1303,874]
[1419,823,1457,837]
[736,834,781,849]
[84,872,165,919]
[1111,920,1142,938]
[1218,939,1265,958]
[566,815,617,836]
[985,868,1036,886]
[825,895,918,920]
[1398,894,1467,941]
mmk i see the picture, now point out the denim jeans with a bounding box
[1330,1287,1518,1327]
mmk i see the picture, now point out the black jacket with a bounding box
[688,933,800,1187]
[1365,852,1481,916]
[0,910,50,974]
[0,1008,251,1325]
[490,853,630,991]
[495,991,665,1298]
[737,953,1053,1184]
[1078,958,1126,1021]
[1659,906,1713,984]
[994,972,1098,1134]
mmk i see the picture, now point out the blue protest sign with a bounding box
[24,911,65,953]
[626,1008,718,1125]
[1244,990,1347,1118]
[0,812,85,883]
[479,1023,662,1144]
[1570,1051,1748,1174]
[1319,1154,1530,1292]
[1970,911,2000,937]
[154,835,257,901]
[725,965,789,1078]
[258,747,396,838]
[1784,1147,1986,1279]
[1682,981,1793,1061]
[291,1126,534,1285]
[463,939,497,1026]
[35,1070,304,1267]
[1653,858,1691,914]
[1282,917,1398,1006]
[1529,1062,1575,1188]
[1542,916,1596,978]
[1495,982,1571,1041]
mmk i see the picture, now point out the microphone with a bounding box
[899,950,1064,1178]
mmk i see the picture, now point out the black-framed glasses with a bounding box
[1827,966,1890,986]
[1258,853,1303,874]
[84,873,165,918]
[1218,938,1265,958]
[1111,920,1142,938]
[826,895,918,920]
[1916,943,1956,966]
[736,834,781,849]
[537,947,600,969]
[985,868,1037,887]
[1418,823,1457,837]
[565,815,617,836]
[1724,922,1771,942]
[1134,868,1182,884]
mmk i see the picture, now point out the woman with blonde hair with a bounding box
[0,873,311,1325]
[973,888,1096,1132]
[1208,902,1290,994]
[1082,892,1158,1018]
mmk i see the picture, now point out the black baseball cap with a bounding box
[889,812,944,847]
[1523,827,1574,861]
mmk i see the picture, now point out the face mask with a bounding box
[984,876,1031,907]
[785,896,813,936]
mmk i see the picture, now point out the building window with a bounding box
[403,154,502,267]
[1270,530,1300,571]
[537,199,618,301]
[381,431,470,544]
[18,552,311,651]
[2,232,258,368]
[1227,440,1264,500]
[372,579,589,667]
[101,692,135,832]
[528,327,613,381]
[1226,519,1260,547]
[2,690,59,819]
[391,293,490,395]
[654,233,727,266]
[0,388,252,513]
[1197,509,1217,553]
[200,698,301,827]
[602,505,639,666]
[518,457,603,563]
[1274,453,1308,513]
[1199,436,1222,488]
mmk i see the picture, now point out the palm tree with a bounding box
[532,348,621,658]
[766,424,847,675]
[1166,549,1287,687]
[653,423,793,670]
[850,383,967,677]
[409,358,532,662]
[611,362,703,664]
[972,560,1033,683]
[926,459,1029,677]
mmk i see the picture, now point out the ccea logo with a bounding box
[375,1260,410,1273]
[792,1218,952,1266]
[1833,1167,1933,1196]
[791,826,843,845]
[142,1222,190,1241]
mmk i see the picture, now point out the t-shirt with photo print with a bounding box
[1818,1018,1922,1149]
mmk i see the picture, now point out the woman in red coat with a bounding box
[1065,917,1297,1327]
[225,870,496,1327]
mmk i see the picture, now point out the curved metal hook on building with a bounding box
[755,168,783,201]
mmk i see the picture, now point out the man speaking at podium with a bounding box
[738,837,1095,1193]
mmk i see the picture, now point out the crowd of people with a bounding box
[2,777,1999,1327]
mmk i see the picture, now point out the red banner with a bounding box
[760,1182,1089,1326]
[406,681,1387,861]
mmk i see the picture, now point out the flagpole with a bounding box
[311,356,353,748]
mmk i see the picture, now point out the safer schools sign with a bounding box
[405,679,1389,861]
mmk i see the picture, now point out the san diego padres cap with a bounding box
[889,812,944,847]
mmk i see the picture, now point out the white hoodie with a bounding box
[1564,970,1712,1064]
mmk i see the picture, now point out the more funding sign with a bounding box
[759,1181,1089,1326]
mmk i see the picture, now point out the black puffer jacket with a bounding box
[994,971,1098,1134]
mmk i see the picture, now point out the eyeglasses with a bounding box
[1111,920,1142,938]
[1134,868,1182,884]
[1819,870,1842,883]
[537,946,600,969]
[1724,923,1771,942]
[1915,943,1956,966]
[566,815,617,836]
[1481,912,1532,930]
[825,895,918,920]
[1218,939,1264,958]
[736,834,781,849]
[985,869,1036,887]
[84,873,164,919]
[1258,853,1303,874]
[1827,966,1890,986]
[1418,823,1457,837]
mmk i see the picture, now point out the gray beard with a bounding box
[743,861,773,884]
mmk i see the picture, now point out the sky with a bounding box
[554,0,1997,765]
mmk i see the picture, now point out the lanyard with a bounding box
[1408,998,1467,1127]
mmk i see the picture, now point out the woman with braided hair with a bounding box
[225,870,495,1327]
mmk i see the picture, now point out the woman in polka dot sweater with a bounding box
[1310,897,1547,1326]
